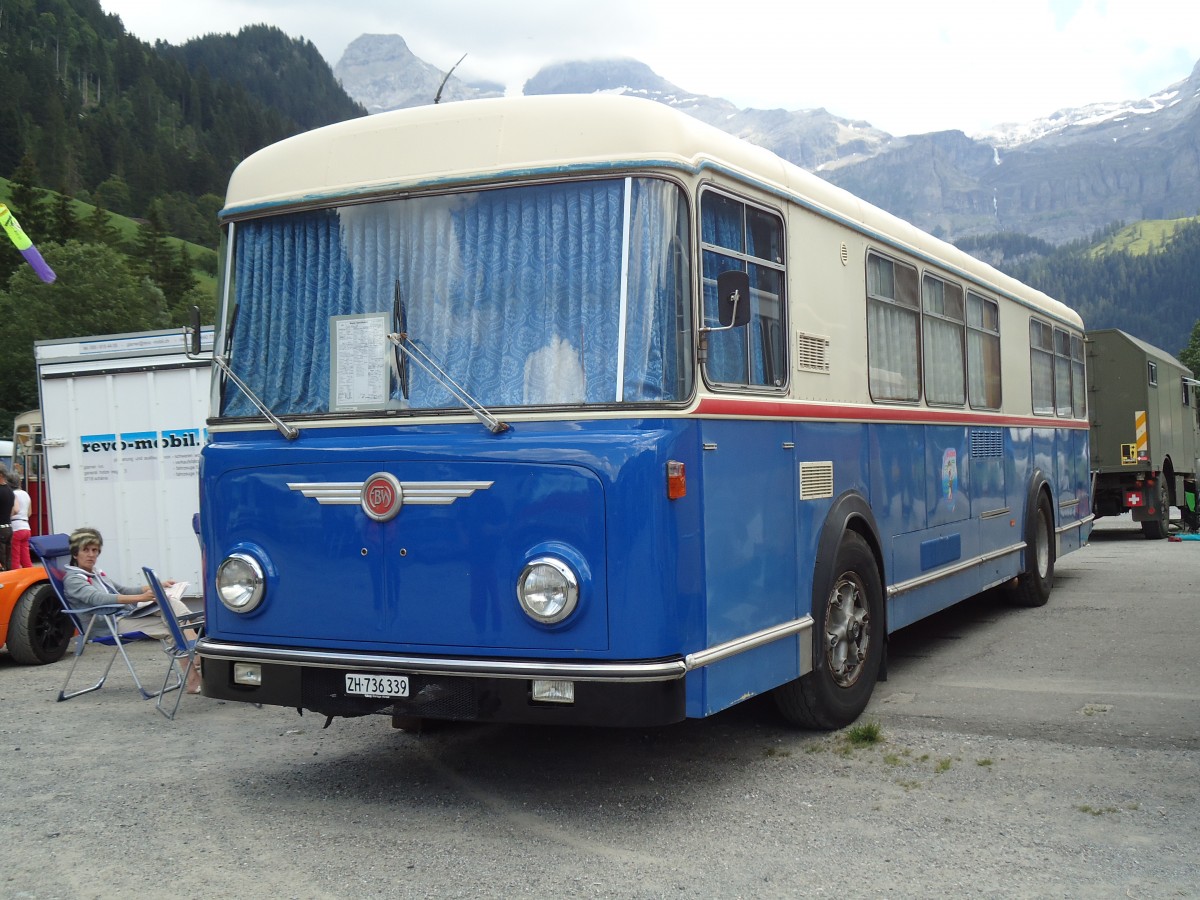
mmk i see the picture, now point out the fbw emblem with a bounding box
[361,473,403,521]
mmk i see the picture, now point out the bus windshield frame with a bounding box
[216,175,694,420]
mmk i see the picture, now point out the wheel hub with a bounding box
[825,574,870,688]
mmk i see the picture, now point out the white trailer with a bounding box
[35,328,212,592]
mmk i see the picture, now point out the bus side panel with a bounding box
[689,419,799,716]
[685,635,804,718]
[1030,425,1061,535]
[691,419,874,718]
[1056,426,1092,553]
[925,426,970,529]
[601,420,707,660]
[698,419,798,647]
[869,424,928,584]
[873,424,926,592]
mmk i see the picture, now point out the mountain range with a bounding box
[335,35,1200,246]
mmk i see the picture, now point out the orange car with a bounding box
[0,565,72,664]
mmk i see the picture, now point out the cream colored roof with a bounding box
[222,93,1080,328]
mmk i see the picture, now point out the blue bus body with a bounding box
[196,95,1091,729]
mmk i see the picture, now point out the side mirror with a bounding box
[716,270,751,328]
[186,305,202,357]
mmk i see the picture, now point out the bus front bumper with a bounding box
[196,638,689,727]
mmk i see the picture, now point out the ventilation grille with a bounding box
[795,333,831,373]
[970,428,1003,458]
[799,461,835,500]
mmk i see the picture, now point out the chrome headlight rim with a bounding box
[516,556,579,625]
[216,552,265,613]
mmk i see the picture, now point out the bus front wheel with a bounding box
[774,532,883,730]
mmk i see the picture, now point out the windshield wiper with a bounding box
[385,328,509,434]
[187,306,299,440]
[393,280,410,400]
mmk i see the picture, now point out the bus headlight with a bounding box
[516,557,579,624]
[216,552,265,613]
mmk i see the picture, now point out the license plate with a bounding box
[345,672,409,698]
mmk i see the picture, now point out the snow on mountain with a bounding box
[974,72,1200,148]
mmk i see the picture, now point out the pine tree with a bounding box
[49,190,81,244]
[7,152,52,241]
[132,201,172,284]
[84,203,122,247]
[1181,319,1200,377]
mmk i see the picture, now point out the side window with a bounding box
[921,274,965,406]
[1070,333,1086,418]
[1147,361,1158,386]
[700,191,786,388]
[1053,329,1074,417]
[1183,377,1191,408]
[1029,319,1055,416]
[967,292,1001,409]
[866,251,920,401]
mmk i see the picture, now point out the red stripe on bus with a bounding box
[693,397,1089,429]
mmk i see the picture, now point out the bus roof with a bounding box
[223,94,1080,328]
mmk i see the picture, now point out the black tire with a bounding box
[1140,478,1170,540]
[6,583,72,665]
[1183,479,1199,532]
[774,532,883,730]
[1007,491,1055,608]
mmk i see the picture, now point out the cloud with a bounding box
[100,0,1200,136]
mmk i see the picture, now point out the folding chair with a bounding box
[143,566,204,720]
[29,533,162,702]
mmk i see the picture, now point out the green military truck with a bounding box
[1087,329,1200,538]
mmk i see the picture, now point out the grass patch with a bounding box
[934,757,953,773]
[1087,216,1200,258]
[976,758,994,767]
[844,720,883,747]
[1077,804,1119,817]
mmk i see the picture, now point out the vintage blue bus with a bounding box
[194,94,1092,729]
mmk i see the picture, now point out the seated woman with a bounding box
[63,526,202,693]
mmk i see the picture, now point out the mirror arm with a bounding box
[699,289,744,334]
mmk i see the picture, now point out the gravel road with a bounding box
[1,515,1197,899]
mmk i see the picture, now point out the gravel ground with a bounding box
[1,516,1197,899]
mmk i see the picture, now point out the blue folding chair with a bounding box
[30,533,162,701]
[142,566,204,720]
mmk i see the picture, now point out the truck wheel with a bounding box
[774,532,883,730]
[1140,479,1170,540]
[6,584,72,664]
[1184,479,1199,532]
[1007,492,1055,608]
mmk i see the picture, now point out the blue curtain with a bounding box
[225,179,689,416]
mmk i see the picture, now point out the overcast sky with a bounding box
[99,0,1200,136]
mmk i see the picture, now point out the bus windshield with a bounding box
[221,177,693,419]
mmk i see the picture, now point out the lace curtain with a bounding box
[224,178,689,416]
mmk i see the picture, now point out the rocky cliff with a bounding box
[334,38,1200,244]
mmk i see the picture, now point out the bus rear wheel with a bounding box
[774,532,883,730]
[1007,492,1055,607]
